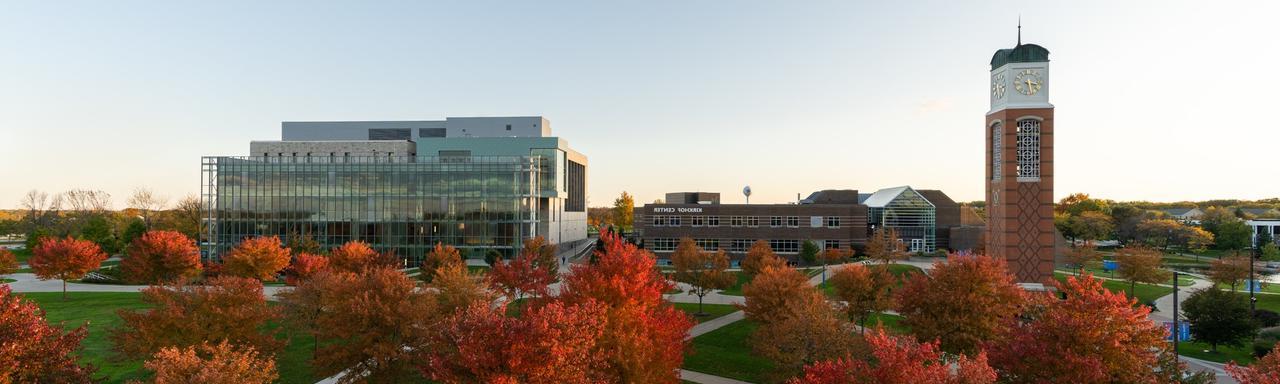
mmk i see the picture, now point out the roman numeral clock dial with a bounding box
[991,73,1006,100]
[1013,69,1043,95]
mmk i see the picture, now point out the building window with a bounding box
[696,239,720,251]
[731,216,744,227]
[506,124,512,131]
[787,216,799,227]
[653,215,665,227]
[692,216,705,227]
[770,216,783,227]
[729,239,753,253]
[707,216,720,227]
[769,239,800,254]
[669,216,681,227]
[826,216,841,228]
[824,240,841,250]
[747,216,760,227]
[651,238,678,252]
[1016,119,1040,181]
[992,122,1003,181]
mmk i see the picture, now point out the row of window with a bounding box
[647,238,846,254]
[650,215,842,228]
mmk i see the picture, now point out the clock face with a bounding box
[990,73,1006,99]
[1013,69,1043,96]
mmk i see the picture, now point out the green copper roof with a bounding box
[990,43,1050,70]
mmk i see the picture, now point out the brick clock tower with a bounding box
[985,35,1054,284]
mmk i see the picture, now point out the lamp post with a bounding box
[1173,270,1180,360]
[1254,240,1262,314]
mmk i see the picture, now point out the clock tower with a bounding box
[986,34,1053,284]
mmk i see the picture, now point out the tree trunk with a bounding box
[62,280,67,300]
[1130,280,1136,298]
[697,294,706,316]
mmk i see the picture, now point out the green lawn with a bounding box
[1056,268,1194,287]
[1,278,14,283]
[20,291,322,384]
[1246,292,1280,314]
[466,265,490,274]
[864,312,908,333]
[682,319,774,383]
[1176,340,1255,365]
[1052,272,1174,304]
[672,302,738,323]
[718,272,754,296]
[11,248,32,263]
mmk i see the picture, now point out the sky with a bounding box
[1,1,1277,209]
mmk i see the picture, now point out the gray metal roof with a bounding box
[862,186,916,208]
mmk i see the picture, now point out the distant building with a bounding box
[1241,208,1280,219]
[1248,219,1280,246]
[635,186,975,263]
[201,116,588,263]
[1160,207,1204,223]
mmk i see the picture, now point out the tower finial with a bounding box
[1017,15,1022,45]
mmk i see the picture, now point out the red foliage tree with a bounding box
[488,247,555,302]
[285,252,330,286]
[895,254,1024,354]
[327,240,379,273]
[0,285,95,383]
[422,300,609,384]
[986,274,1170,383]
[1229,343,1280,384]
[111,276,282,360]
[788,328,996,384]
[30,236,108,299]
[279,267,437,383]
[420,243,464,283]
[121,230,202,284]
[143,341,278,384]
[559,232,693,383]
[0,248,17,275]
[222,236,291,281]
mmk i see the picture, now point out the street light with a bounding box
[1173,270,1180,360]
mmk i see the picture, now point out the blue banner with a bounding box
[1164,322,1191,341]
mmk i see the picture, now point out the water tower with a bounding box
[743,185,752,204]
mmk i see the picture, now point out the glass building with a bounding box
[201,117,587,264]
[862,186,938,252]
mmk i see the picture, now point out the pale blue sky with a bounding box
[1,1,1277,208]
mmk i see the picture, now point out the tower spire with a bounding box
[1017,15,1022,46]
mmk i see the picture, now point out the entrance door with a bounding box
[910,238,925,252]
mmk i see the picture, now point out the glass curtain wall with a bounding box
[201,155,544,265]
[868,189,937,252]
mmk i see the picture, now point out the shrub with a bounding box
[1255,309,1280,328]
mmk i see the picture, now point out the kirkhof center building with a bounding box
[201,116,588,263]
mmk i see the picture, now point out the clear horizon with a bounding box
[2,1,1277,209]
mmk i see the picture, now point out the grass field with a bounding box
[682,319,773,383]
[1056,267,1194,287]
[11,248,32,263]
[1176,340,1254,365]
[672,302,738,323]
[1052,272,1174,304]
[20,291,321,384]
[1,278,14,283]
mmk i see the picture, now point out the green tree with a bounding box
[1261,242,1280,262]
[80,215,121,255]
[799,240,820,266]
[612,191,635,230]
[1216,220,1253,251]
[122,218,148,247]
[1182,287,1258,352]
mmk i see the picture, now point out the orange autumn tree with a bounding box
[488,248,555,302]
[111,276,283,360]
[121,230,202,284]
[521,236,560,281]
[559,231,693,383]
[670,238,734,316]
[30,236,108,300]
[285,252,329,286]
[1114,244,1171,298]
[750,283,857,380]
[420,243,464,283]
[0,285,96,383]
[896,254,1024,355]
[1209,254,1254,292]
[1063,243,1103,272]
[986,274,1168,383]
[222,236,291,281]
[327,240,379,273]
[1229,343,1280,384]
[421,300,609,384]
[788,328,996,384]
[281,266,438,383]
[432,262,495,316]
[142,341,278,384]
[829,263,894,332]
[741,240,785,279]
[741,264,814,325]
[0,248,18,275]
